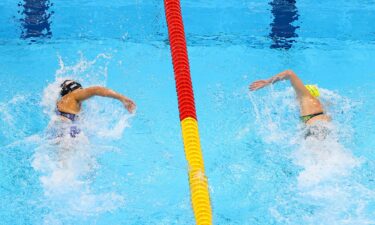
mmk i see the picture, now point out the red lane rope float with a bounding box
[164,0,196,121]
[164,0,213,224]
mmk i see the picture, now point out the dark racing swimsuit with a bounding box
[301,112,331,140]
[55,80,83,138]
[56,109,81,138]
[300,112,324,123]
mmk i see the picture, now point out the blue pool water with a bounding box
[1,0,375,224]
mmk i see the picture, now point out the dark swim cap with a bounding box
[60,80,82,96]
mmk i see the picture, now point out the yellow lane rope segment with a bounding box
[181,117,212,225]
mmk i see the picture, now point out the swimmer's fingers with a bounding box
[249,80,269,91]
[123,99,136,113]
[128,102,136,114]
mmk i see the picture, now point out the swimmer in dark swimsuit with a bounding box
[56,80,136,138]
[249,69,330,126]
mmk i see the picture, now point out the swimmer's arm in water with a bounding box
[73,86,136,113]
[250,70,311,99]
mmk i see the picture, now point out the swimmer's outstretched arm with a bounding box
[249,70,311,99]
[73,86,136,113]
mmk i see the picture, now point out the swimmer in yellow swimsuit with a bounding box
[249,69,330,125]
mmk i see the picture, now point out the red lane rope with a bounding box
[164,0,197,121]
[164,1,213,224]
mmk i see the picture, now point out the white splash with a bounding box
[249,85,372,224]
[33,53,131,223]
[0,95,27,125]
[293,123,360,188]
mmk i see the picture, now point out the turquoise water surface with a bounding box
[1,0,374,224]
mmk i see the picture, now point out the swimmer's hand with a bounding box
[249,79,271,91]
[121,98,136,113]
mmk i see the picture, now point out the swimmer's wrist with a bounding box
[121,97,134,106]
[270,73,288,83]
[120,96,130,102]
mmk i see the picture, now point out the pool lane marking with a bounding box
[164,0,213,224]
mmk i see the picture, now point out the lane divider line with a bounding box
[164,1,213,224]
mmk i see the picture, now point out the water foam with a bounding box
[293,123,360,188]
[0,95,31,142]
[32,54,132,223]
[248,84,373,224]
